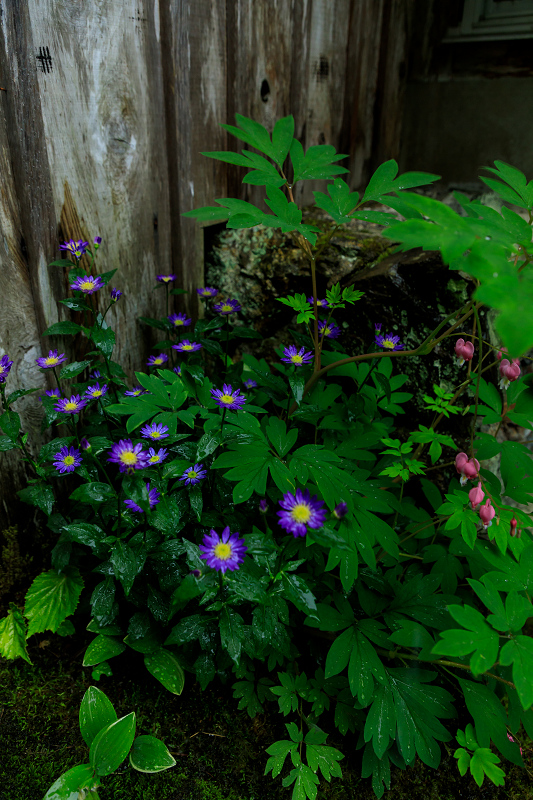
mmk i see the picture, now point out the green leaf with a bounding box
[271,115,295,166]
[469,748,506,787]
[282,763,320,800]
[90,326,115,358]
[305,741,343,781]
[0,604,31,663]
[24,566,83,638]
[325,627,355,678]
[59,359,92,379]
[79,686,118,748]
[266,416,298,457]
[48,258,76,268]
[220,606,245,663]
[182,205,230,222]
[432,603,500,676]
[129,735,176,773]
[144,648,185,695]
[499,636,533,710]
[290,139,349,182]
[89,712,136,776]
[264,739,297,779]
[83,635,127,667]
[70,482,116,505]
[18,483,54,515]
[364,682,395,758]
[42,320,82,337]
[110,541,142,597]
[42,763,96,800]
[281,573,318,619]
[0,409,20,438]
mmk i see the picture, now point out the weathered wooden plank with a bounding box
[162,0,227,316]
[24,0,172,374]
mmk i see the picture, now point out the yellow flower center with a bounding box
[149,455,159,463]
[174,319,184,326]
[92,390,102,397]
[187,471,197,479]
[154,358,163,364]
[64,401,78,411]
[79,280,94,291]
[220,394,234,404]
[63,455,75,466]
[291,504,311,523]
[182,344,193,350]
[291,355,303,364]
[221,305,232,312]
[45,357,58,366]
[119,451,137,465]
[0,367,4,374]
[151,431,161,438]
[214,542,232,560]
[323,327,331,336]
[382,339,395,349]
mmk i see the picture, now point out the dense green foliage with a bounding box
[1,114,533,800]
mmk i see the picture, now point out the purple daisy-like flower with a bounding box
[124,482,161,513]
[307,297,329,308]
[36,350,68,370]
[333,502,348,520]
[140,422,169,441]
[168,312,191,328]
[110,287,122,302]
[197,287,218,298]
[60,239,89,258]
[147,353,168,367]
[277,488,327,538]
[281,345,313,367]
[83,383,108,400]
[52,445,82,474]
[173,366,181,376]
[157,274,176,283]
[90,369,101,379]
[147,447,168,464]
[243,379,257,389]
[179,463,207,486]
[46,388,61,397]
[213,298,241,315]
[71,275,105,294]
[318,320,340,339]
[375,332,404,351]
[124,386,148,397]
[199,526,247,574]
[0,354,13,383]
[210,383,246,411]
[108,439,149,473]
[54,394,88,415]
[172,340,202,353]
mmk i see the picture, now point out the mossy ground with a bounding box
[1,625,532,800]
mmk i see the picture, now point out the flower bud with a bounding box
[510,517,521,538]
[80,437,91,451]
[190,569,202,578]
[333,502,348,519]
[259,499,268,514]
[469,482,484,510]
[479,498,495,529]
[454,338,475,366]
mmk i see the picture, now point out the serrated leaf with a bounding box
[24,566,83,638]
[0,604,31,663]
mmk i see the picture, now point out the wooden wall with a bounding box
[0,0,414,530]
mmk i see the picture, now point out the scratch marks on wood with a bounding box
[36,45,52,72]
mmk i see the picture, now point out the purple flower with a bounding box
[259,499,268,514]
[147,447,168,464]
[90,370,101,379]
[46,388,61,397]
[211,384,246,411]
[277,489,327,538]
[53,445,82,474]
[107,439,149,473]
[307,297,329,308]
[140,422,169,441]
[80,437,91,450]
[94,236,102,248]
[124,483,161,513]
[54,394,88,415]
[147,353,168,367]
[110,287,122,302]
[60,239,89,258]
[124,386,148,397]
[197,287,218,298]
[179,463,207,486]
[173,366,182,376]
[375,332,404,351]
[168,312,191,328]
[84,383,108,400]
[333,502,348,520]
[318,320,340,339]
[213,298,241,315]
[36,350,68,369]
[199,526,247,574]
[244,379,257,389]
[281,345,313,367]
[374,323,382,333]
[156,274,176,283]
[172,340,202,353]
[71,275,105,294]
[0,355,13,383]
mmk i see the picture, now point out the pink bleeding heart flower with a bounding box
[510,517,522,538]
[499,358,521,390]
[469,482,484,510]
[455,452,480,485]
[479,498,495,529]
[455,338,475,366]
[497,347,507,361]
